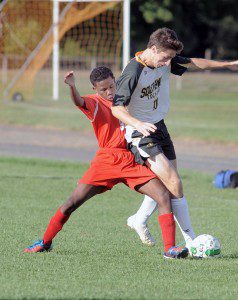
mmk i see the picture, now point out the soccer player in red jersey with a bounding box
[24,66,188,259]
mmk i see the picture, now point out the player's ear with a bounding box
[151,45,157,54]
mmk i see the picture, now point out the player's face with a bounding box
[152,46,177,68]
[93,76,116,101]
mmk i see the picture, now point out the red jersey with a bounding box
[79,94,126,149]
[78,94,156,191]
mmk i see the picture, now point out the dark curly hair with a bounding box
[147,28,183,53]
[90,66,115,86]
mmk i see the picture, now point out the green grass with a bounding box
[0,72,238,143]
[0,70,92,131]
[1,156,238,299]
[168,73,238,143]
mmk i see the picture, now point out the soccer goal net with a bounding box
[0,0,129,101]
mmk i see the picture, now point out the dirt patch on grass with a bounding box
[1,124,237,174]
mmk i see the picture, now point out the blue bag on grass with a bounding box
[214,170,238,189]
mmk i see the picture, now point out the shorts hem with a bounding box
[78,179,112,191]
[130,176,157,191]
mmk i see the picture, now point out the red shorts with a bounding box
[79,148,156,192]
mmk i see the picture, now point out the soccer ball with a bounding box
[190,234,221,258]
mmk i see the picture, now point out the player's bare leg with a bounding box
[136,178,188,258]
[61,183,105,215]
[146,153,183,199]
[127,178,170,246]
[136,178,171,215]
[129,158,196,249]
[128,155,181,246]
[136,178,174,252]
[24,183,105,252]
[168,159,196,248]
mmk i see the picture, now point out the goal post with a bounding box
[53,0,59,100]
[52,0,130,100]
[123,0,130,71]
[0,0,130,101]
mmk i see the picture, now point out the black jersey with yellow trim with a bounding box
[113,53,191,108]
[113,58,145,107]
[171,55,191,76]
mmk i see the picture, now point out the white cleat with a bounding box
[127,215,156,246]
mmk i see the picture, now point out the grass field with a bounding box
[1,157,238,299]
[0,72,238,143]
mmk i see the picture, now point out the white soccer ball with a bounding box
[190,234,221,258]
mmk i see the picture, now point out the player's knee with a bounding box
[164,173,183,198]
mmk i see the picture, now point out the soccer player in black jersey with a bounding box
[112,27,238,249]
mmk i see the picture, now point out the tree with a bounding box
[131,0,238,59]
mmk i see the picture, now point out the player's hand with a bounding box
[228,60,238,71]
[134,121,156,137]
[64,71,75,87]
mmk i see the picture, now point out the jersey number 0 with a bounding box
[153,98,158,110]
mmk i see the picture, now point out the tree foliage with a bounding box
[131,0,238,59]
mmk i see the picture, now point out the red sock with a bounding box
[43,208,70,244]
[158,213,175,252]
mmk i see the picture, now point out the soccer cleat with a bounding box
[186,241,193,256]
[24,239,52,253]
[163,245,189,259]
[127,215,156,246]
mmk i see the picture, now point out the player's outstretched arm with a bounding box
[111,106,156,137]
[185,58,238,71]
[64,71,85,107]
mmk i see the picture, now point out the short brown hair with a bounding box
[147,27,183,53]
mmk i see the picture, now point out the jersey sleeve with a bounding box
[78,96,98,121]
[171,55,191,76]
[113,59,144,107]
